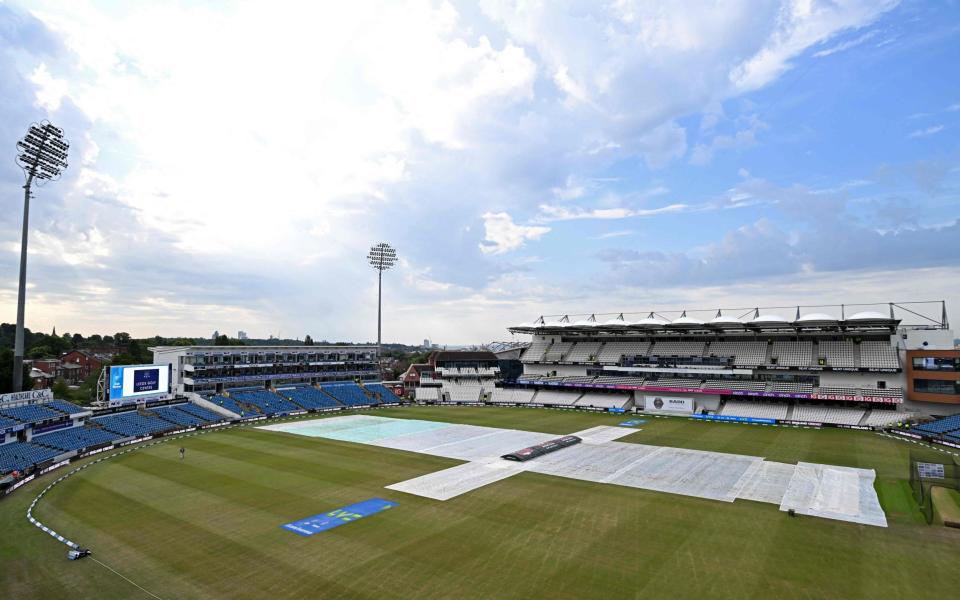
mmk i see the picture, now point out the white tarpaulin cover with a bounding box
[779,462,887,527]
[261,416,886,527]
[385,459,527,500]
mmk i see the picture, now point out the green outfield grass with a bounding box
[2,407,959,599]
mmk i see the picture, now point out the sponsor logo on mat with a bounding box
[281,498,398,536]
[619,419,646,427]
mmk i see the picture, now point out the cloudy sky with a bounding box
[0,0,958,344]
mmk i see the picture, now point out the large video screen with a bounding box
[108,364,171,406]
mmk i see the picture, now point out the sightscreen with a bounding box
[108,364,171,406]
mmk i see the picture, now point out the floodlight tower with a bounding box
[367,242,397,371]
[12,122,69,391]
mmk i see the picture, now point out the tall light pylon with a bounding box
[367,242,397,376]
[12,122,69,392]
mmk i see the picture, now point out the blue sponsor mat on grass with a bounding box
[281,498,398,536]
[619,419,646,427]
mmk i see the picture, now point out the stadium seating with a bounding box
[45,399,87,415]
[647,378,702,388]
[706,341,768,366]
[0,404,63,424]
[593,375,645,386]
[564,341,602,363]
[150,406,210,428]
[861,410,909,427]
[230,389,301,415]
[93,411,176,437]
[859,341,899,370]
[574,392,630,409]
[209,394,258,417]
[276,386,343,410]
[320,382,376,407]
[521,339,551,363]
[0,415,19,430]
[817,341,856,368]
[791,405,864,425]
[767,381,814,394]
[543,342,574,362]
[817,386,860,397]
[597,341,651,364]
[175,403,228,422]
[365,383,402,404]
[33,426,120,453]
[488,388,535,404]
[770,341,813,367]
[445,385,483,402]
[0,442,61,474]
[720,400,789,420]
[533,390,580,406]
[916,414,960,435]
[859,387,903,400]
[702,380,767,392]
[415,387,440,401]
[650,340,705,357]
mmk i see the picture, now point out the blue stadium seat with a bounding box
[150,406,206,428]
[275,386,342,410]
[916,414,960,435]
[319,383,376,407]
[33,426,120,453]
[0,404,63,424]
[92,411,176,437]
[45,399,87,415]
[365,383,402,404]
[229,389,301,416]
[0,442,61,474]
[209,394,256,417]
[175,403,226,422]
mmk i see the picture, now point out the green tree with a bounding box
[71,333,84,347]
[0,348,32,393]
[27,345,52,359]
[52,378,70,398]
[304,335,314,346]
[114,332,131,346]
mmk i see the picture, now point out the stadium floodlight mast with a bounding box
[12,122,69,391]
[367,242,397,370]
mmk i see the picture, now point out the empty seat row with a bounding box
[720,400,789,420]
[488,388,536,404]
[91,411,174,438]
[276,386,342,410]
[791,405,864,425]
[364,383,402,404]
[0,442,61,474]
[0,404,63,425]
[415,387,441,401]
[534,390,581,406]
[33,426,120,453]
[320,383,376,407]
[574,392,629,409]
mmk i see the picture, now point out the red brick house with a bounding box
[59,350,103,383]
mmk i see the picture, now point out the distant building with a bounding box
[238,331,248,340]
[212,330,220,340]
[59,350,104,384]
[423,339,430,348]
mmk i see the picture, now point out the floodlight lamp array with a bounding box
[16,122,69,181]
[367,242,397,271]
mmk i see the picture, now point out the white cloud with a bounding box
[909,125,944,138]
[479,212,551,254]
[28,62,68,110]
[536,203,688,222]
[812,29,879,57]
[730,1,898,91]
